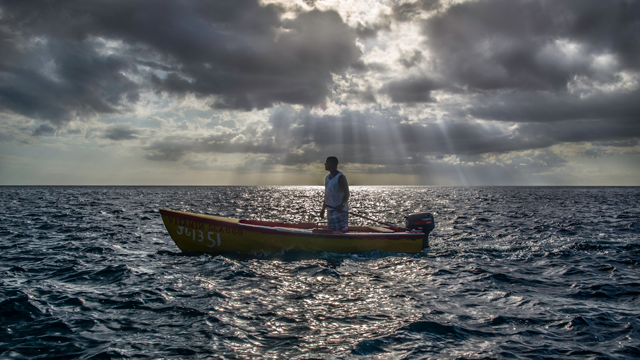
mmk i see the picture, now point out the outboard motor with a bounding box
[405,213,435,249]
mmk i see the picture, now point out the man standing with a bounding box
[320,156,350,232]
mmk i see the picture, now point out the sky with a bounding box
[1,0,639,186]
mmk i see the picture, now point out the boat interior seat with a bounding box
[344,226,395,233]
[366,226,395,233]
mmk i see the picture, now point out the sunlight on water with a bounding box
[0,186,639,358]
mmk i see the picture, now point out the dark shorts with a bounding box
[327,209,348,232]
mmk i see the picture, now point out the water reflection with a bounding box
[194,256,430,356]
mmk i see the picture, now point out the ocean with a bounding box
[1,186,639,359]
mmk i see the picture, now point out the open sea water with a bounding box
[1,186,639,359]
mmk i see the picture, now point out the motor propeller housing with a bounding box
[405,212,435,248]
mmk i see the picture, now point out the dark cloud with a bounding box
[150,8,361,109]
[381,76,442,103]
[0,37,139,126]
[33,124,56,136]
[515,119,640,146]
[0,0,362,125]
[393,0,441,22]
[302,0,317,8]
[593,139,639,148]
[467,88,640,123]
[103,125,142,141]
[421,0,640,92]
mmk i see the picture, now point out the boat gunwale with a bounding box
[160,208,425,240]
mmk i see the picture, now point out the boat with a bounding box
[159,209,435,255]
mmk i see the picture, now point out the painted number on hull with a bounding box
[176,226,221,247]
[207,232,222,248]
[181,227,204,242]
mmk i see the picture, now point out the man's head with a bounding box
[325,156,339,171]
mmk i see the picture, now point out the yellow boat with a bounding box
[159,209,435,254]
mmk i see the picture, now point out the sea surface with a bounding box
[1,186,639,359]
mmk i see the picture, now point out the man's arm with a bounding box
[337,175,349,212]
[321,187,327,218]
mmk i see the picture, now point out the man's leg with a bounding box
[327,209,338,230]
[336,212,348,232]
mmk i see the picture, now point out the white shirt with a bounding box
[325,172,347,209]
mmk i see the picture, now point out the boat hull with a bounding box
[160,209,426,254]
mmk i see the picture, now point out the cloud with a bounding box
[392,0,441,22]
[134,108,511,165]
[514,119,640,146]
[419,0,640,92]
[465,87,640,124]
[343,86,377,104]
[0,0,362,126]
[2,0,640,186]
[103,125,142,141]
[183,156,219,171]
[143,125,286,162]
[371,0,640,157]
[381,76,442,103]
[398,50,424,69]
[593,139,639,148]
[327,149,574,185]
[33,124,56,136]
[144,135,195,161]
[142,98,640,170]
[0,37,139,127]
[354,19,392,39]
[583,147,608,159]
